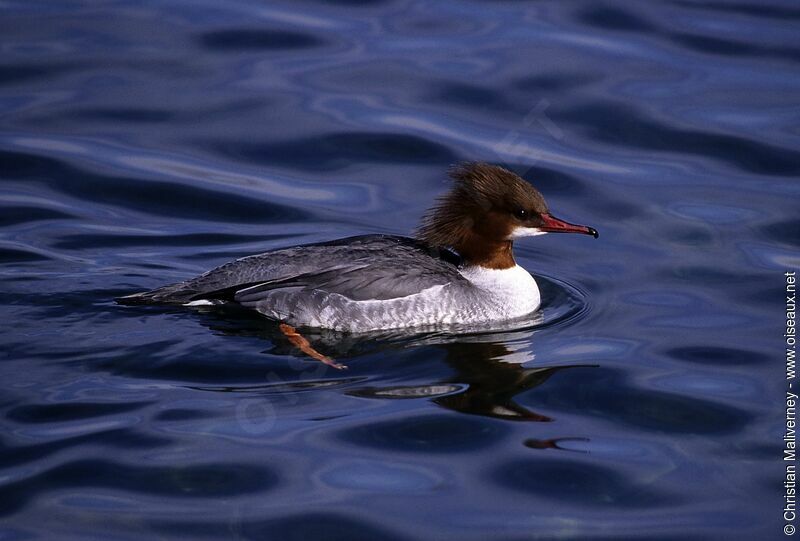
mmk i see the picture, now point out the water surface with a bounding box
[1,1,797,539]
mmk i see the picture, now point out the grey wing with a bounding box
[232,256,466,325]
[118,235,465,305]
[235,259,462,303]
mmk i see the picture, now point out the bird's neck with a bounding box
[457,237,516,270]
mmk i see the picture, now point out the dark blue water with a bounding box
[1,1,797,539]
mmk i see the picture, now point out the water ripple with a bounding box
[492,457,681,507]
[209,131,459,170]
[0,460,279,518]
[0,0,791,538]
[551,100,800,176]
[198,28,328,52]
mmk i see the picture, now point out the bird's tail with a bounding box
[115,282,200,305]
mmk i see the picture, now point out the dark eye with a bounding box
[514,208,528,220]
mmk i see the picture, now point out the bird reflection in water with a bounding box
[349,338,596,422]
[188,304,597,425]
[524,437,589,452]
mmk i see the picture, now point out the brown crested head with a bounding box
[417,162,597,269]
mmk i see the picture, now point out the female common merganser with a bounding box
[119,163,596,364]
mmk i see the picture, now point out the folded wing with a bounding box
[118,235,465,306]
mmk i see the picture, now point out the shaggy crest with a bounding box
[416,162,548,254]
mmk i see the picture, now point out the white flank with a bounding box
[184,299,217,306]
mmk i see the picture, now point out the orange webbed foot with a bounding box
[278,323,347,370]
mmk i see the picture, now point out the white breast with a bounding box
[458,264,541,319]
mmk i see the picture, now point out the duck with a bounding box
[119,162,597,367]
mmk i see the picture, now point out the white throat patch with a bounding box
[511,227,547,238]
